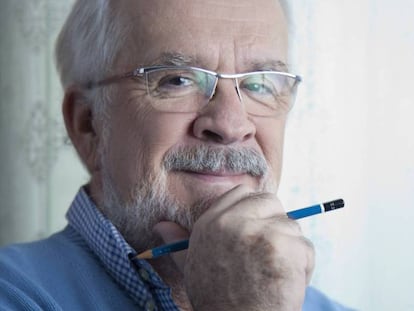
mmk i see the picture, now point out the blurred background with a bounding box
[1,1,413,310]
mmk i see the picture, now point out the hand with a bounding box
[154,185,314,311]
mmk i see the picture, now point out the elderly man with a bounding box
[0,1,353,310]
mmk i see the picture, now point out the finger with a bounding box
[228,191,286,220]
[267,233,315,284]
[153,221,190,242]
[228,193,306,236]
[198,184,256,222]
[269,215,304,236]
[153,221,189,272]
[303,237,315,285]
[208,192,289,234]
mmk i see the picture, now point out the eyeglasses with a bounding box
[86,65,301,116]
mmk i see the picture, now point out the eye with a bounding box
[159,75,194,88]
[240,75,276,96]
[147,68,212,99]
[243,82,272,94]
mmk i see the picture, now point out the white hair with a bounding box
[55,1,131,115]
[56,1,128,87]
[55,0,291,113]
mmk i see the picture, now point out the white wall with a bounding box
[279,1,414,310]
[1,1,413,310]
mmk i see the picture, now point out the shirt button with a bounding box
[139,268,150,281]
[145,300,155,311]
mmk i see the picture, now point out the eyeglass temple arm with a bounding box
[84,71,141,89]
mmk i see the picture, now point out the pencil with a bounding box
[134,198,344,259]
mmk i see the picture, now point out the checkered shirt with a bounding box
[66,187,179,311]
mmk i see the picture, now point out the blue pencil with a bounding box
[135,198,344,259]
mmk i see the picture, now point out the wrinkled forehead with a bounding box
[116,0,289,71]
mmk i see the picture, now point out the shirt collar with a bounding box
[66,187,178,310]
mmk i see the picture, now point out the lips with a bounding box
[183,169,247,177]
[178,169,252,186]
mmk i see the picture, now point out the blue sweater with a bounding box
[0,226,138,310]
[0,227,353,310]
[0,189,355,310]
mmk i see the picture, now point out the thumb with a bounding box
[153,221,190,272]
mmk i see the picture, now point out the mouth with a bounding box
[184,169,247,176]
[178,169,257,184]
[165,168,267,206]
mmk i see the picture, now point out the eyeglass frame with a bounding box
[84,65,302,114]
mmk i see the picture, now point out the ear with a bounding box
[62,87,100,174]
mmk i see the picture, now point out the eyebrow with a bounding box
[148,52,199,67]
[248,60,289,72]
[148,52,290,73]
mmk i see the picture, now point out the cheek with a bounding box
[105,102,196,197]
[137,112,197,167]
[254,117,287,177]
[104,107,149,198]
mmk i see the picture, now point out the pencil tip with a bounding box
[134,250,153,259]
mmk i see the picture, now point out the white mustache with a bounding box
[163,145,268,177]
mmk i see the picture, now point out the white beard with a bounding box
[97,144,275,252]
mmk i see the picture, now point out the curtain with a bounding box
[0,0,85,245]
[1,1,413,310]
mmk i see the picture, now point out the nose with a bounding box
[192,80,256,144]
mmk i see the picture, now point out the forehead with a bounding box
[118,0,288,71]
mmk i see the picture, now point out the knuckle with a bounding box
[273,216,303,234]
[301,236,315,252]
[245,191,278,203]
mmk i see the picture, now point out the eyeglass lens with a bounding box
[145,68,297,116]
